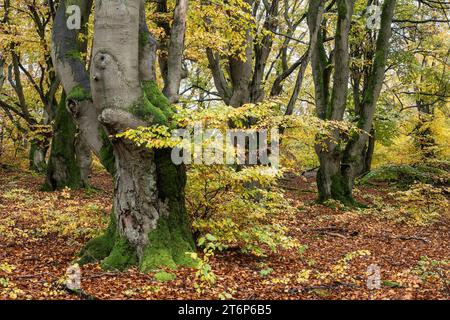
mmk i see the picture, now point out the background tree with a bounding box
[52,0,195,271]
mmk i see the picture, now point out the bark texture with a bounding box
[29,142,47,173]
[44,93,84,190]
[308,0,396,204]
[51,0,195,271]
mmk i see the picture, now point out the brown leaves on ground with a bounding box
[0,168,448,300]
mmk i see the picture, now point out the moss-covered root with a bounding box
[43,93,83,191]
[78,211,196,272]
[101,237,138,271]
[78,212,137,271]
[317,170,365,208]
[78,213,117,266]
[140,216,197,272]
[140,148,197,272]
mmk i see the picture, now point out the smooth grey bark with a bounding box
[52,0,111,166]
[139,1,158,82]
[90,0,155,256]
[156,0,189,103]
[251,0,279,103]
[308,0,343,202]
[29,142,47,173]
[45,0,92,190]
[341,0,397,195]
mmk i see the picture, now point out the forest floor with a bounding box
[0,165,449,300]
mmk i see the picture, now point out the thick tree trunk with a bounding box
[80,141,194,271]
[308,0,356,205]
[77,0,195,271]
[315,141,354,204]
[308,0,396,205]
[44,94,84,190]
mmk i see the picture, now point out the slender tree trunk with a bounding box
[308,0,396,204]
[363,129,375,174]
[340,0,396,200]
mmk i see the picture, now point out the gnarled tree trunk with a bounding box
[44,93,84,190]
[52,0,194,271]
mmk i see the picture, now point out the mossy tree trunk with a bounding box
[316,143,352,204]
[413,95,437,161]
[308,0,396,205]
[52,0,195,271]
[80,145,195,271]
[44,93,85,190]
[363,129,376,174]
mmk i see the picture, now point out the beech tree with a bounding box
[307,0,397,204]
[0,0,91,188]
[51,0,195,271]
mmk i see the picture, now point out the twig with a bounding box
[396,235,430,244]
[324,232,348,239]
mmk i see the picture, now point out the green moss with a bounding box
[79,211,136,271]
[139,31,149,48]
[141,218,177,271]
[101,237,138,271]
[65,50,83,62]
[99,129,116,175]
[43,93,83,190]
[140,215,196,272]
[330,174,352,205]
[78,212,117,265]
[337,0,348,17]
[139,149,196,272]
[67,85,91,102]
[66,0,83,7]
[130,95,168,125]
[79,210,137,271]
[79,148,196,273]
[317,169,362,207]
[154,271,176,282]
